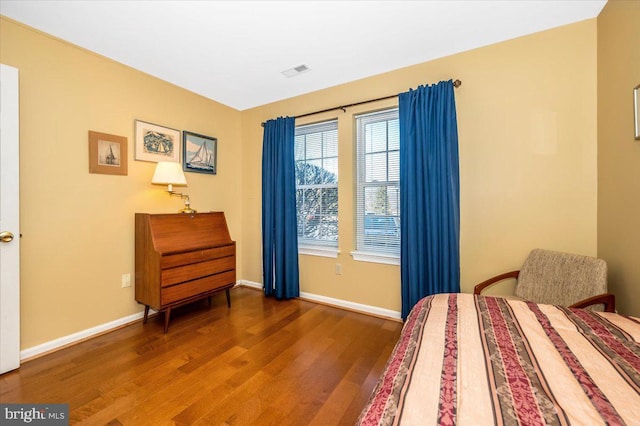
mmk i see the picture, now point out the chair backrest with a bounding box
[514,249,607,307]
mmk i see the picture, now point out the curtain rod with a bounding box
[261,79,461,127]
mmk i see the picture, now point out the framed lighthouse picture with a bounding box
[182,131,217,175]
[88,130,128,175]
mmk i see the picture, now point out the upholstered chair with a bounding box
[474,248,614,311]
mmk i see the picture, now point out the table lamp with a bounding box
[151,161,196,214]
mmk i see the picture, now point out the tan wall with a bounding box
[1,14,606,349]
[241,20,599,311]
[0,17,243,349]
[597,0,640,317]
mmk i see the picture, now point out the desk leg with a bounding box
[143,305,149,324]
[164,307,171,333]
[225,288,231,308]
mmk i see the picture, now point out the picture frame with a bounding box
[183,131,217,174]
[135,120,180,163]
[88,131,127,175]
[634,84,640,140]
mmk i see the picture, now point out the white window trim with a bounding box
[350,250,400,266]
[295,119,339,250]
[299,245,340,258]
[355,108,401,257]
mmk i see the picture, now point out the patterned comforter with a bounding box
[357,293,640,425]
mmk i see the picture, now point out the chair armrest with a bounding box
[569,293,616,313]
[473,270,520,295]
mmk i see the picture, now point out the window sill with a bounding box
[350,251,400,265]
[299,246,340,258]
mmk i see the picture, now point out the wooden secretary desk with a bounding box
[135,212,236,332]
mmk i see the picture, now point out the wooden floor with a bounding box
[0,287,403,425]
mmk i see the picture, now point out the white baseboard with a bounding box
[237,280,401,320]
[21,281,400,361]
[20,311,147,361]
[237,280,263,290]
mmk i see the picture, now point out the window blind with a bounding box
[355,109,400,256]
[295,120,339,247]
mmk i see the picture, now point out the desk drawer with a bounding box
[161,270,236,305]
[161,245,235,269]
[161,256,235,287]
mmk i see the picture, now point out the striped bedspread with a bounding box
[357,293,640,425]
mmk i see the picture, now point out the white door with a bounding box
[0,64,20,374]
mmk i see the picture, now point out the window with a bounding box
[295,120,339,253]
[354,109,400,261]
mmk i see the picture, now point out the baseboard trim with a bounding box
[20,311,147,361]
[237,280,263,290]
[21,281,400,361]
[237,280,401,321]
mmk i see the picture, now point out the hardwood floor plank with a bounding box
[308,380,362,426]
[0,287,402,425]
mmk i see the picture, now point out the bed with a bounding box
[357,293,640,425]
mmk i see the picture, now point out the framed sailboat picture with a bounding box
[88,131,128,175]
[183,131,217,175]
[134,120,180,163]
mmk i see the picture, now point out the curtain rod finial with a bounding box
[453,79,462,88]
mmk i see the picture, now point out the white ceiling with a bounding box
[1,0,606,111]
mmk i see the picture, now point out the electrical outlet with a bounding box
[121,273,131,288]
[335,263,342,275]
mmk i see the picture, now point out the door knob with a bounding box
[0,231,14,243]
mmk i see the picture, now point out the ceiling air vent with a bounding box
[281,64,310,78]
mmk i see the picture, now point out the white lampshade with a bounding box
[151,162,187,186]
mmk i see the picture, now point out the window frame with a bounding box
[294,120,339,255]
[351,108,400,264]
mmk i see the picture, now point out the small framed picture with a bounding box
[183,131,217,174]
[135,120,180,163]
[88,131,127,175]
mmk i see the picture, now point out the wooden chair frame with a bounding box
[473,270,616,313]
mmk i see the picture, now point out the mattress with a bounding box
[357,293,640,425]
